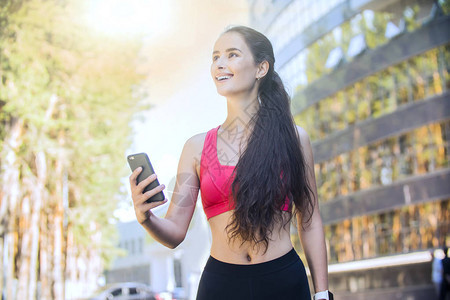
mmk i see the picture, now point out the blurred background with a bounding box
[0,0,449,299]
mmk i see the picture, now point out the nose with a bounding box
[215,55,226,69]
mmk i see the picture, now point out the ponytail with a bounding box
[223,26,314,252]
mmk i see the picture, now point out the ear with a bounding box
[256,60,269,80]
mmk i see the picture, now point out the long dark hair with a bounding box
[224,26,315,252]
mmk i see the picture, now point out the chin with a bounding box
[215,87,233,97]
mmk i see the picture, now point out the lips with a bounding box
[215,73,234,82]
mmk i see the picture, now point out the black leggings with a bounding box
[196,248,311,300]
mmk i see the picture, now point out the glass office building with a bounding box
[249,0,450,298]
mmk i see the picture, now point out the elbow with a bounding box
[166,242,180,249]
[165,235,185,249]
[166,243,177,249]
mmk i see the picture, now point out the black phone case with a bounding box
[127,153,165,203]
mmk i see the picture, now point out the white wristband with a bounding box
[314,290,330,300]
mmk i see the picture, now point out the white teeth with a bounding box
[217,75,232,81]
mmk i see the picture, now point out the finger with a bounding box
[143,198,168,210]
[137,173,157,191]
[129,167,142,185]
[136,196,168,211]
[142,183,165,201]
[133,183,165,205]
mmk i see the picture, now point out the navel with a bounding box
[246,254,252,262]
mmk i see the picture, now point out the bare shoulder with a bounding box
[294,125,316,170]
[184,131,208,153]
[294,125,311,145]
[180,131,208,171]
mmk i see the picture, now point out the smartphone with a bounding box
[127,152,165,203]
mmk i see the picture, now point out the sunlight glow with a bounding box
[327,251,432,273]
[85,0,172,37]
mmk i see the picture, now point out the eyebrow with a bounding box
[212,48,243,55]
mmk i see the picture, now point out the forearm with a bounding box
[140,212,186,249]
[299,218,328,292]
[295,126,329,294]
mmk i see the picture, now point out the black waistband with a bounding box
[203,248,300,277]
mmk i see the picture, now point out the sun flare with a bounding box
[85,0,172,37]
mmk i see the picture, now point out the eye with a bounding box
[212,55,219,62]
[228,52,238,58]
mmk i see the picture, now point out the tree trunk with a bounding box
[65,227,78,299]
[16,194,32,300]
[29,151,46,300]
[52,194,64,300]
[40,207,52,300]
[52,126,66,300]
[37,94,59,300]
[28,187,42,300]
[0,117,24,300]
[0,236,3,300]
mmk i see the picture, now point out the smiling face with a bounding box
[211,32,260,98]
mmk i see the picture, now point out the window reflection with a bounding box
[293,199,450,263]
[314,120,450,203]
[295,46,449,141]
[267,0,345,54]
[281,5,444,97]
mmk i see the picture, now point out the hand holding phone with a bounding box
[127,153,165,203]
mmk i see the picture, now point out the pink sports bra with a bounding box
[199,125,290,220]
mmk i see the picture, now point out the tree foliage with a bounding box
[0,0,146,298]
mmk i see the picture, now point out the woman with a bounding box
[129,26,331,300]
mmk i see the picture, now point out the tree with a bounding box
[0,0,147,298]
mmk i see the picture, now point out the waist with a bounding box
[209,211,293,262]
[204,248,299,277]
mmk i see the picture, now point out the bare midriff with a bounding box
[208,210,293,264]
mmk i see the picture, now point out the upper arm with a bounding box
[296,125,318,199]
[164,133,205,235]
[295,125,321,226]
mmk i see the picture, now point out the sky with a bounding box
[85,0,250,221]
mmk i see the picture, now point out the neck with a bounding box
[222,90,259,133]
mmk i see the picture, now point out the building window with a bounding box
[295,46,449,142]
[139,238,143,254]
[292,199,450,263]
[267,0,345,54]
[174,259,183,288]
[313,120,450,203]
[279,5,439,93]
